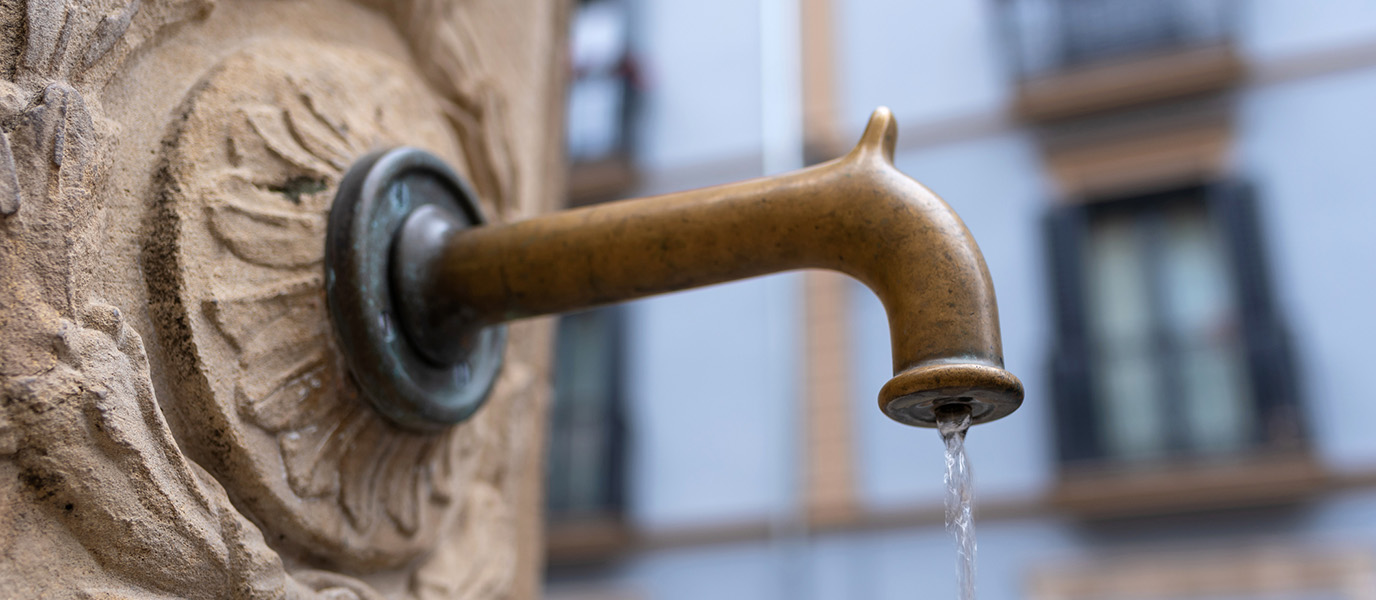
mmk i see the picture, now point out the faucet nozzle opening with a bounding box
[879,363,1023,428]
[934,402,974,421]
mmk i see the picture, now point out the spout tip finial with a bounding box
[855,107,898,164]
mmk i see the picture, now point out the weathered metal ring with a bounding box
[878,362,1023,428]
[325,147,506,430]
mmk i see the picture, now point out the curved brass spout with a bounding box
[327,106,1023,426]
[378,107,1023,429]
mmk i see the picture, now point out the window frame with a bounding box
[1045,181,1305,467]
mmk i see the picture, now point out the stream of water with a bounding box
[937,407,976,600]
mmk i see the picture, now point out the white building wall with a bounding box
[834,0,1010,133]
[624,274,803,529]
[1241,0,1376,61]
[1236,65,1376,474]
[631,0,765,171]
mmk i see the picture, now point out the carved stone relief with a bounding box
[0,0,564,598]
[151,38,490,570]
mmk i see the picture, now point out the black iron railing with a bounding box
[998,0,1238,78]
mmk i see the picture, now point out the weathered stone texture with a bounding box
[0,1,565,598]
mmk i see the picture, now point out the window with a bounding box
[1046,183,1304,466]
[567,0,636,165]
[546,307,628,523]
[565,0,641,206]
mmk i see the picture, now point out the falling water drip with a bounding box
[936,404,976,600]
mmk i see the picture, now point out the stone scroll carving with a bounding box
[0,1,558,598]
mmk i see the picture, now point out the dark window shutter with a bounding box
[1044,205,1101,464]
[1207,182,1305,447]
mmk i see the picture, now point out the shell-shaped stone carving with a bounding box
[149,38,505,570]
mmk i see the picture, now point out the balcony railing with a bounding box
[998,0,1244,121]
[998,0,1239,79]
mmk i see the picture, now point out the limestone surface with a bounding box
[0,1,566,598]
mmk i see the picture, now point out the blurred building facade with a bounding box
[545,1,1376,599]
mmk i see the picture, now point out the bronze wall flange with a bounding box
[325,148,507,430]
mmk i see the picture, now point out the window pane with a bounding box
[1178,344,1251,454]
[1158,203,1252,455]
[1086,212,1166,461]
[1097,353,1166,461]
[1159,204,1233,338]
[567,77,626,162]
[1086,214,1155,343]
[565,0,633,164]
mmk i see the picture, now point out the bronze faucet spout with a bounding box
[386,107,1023,428]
